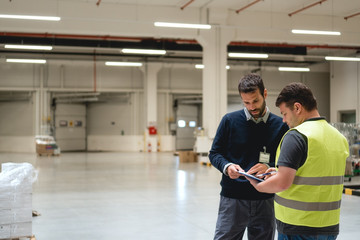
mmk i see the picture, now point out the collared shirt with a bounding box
[244,106,270,123]
[223,106,271,175]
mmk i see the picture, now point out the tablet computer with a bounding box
[237,171,264,182]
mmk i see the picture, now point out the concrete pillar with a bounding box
[144,62,161,127]
[143,62,161,151]
[197,27,234,139]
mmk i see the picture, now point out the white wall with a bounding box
[0,60,332,153]
[227,69,330,120]
[0,93,35,153]
[330,61,360,122]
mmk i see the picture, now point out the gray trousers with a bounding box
[214,196,275,240]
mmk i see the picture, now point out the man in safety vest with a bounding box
[245,82,349,240]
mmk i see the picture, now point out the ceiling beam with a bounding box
[288,0,327,17]
[236,0,262,14]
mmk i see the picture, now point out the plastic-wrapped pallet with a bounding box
[0,163,37,239]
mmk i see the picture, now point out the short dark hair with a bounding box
[275,82,317,111]
[238,73,265,96]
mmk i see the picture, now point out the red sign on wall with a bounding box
[149,126,157,135]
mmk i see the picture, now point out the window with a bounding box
[189,121,196,127]
[177,120,186,128]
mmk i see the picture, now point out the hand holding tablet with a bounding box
[237,170,264,182]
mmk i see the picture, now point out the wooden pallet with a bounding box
[37,152,60,157]
[4,235,36,240]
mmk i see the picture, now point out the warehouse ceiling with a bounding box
[1,0,360,68]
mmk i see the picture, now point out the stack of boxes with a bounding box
[0,163,36,239]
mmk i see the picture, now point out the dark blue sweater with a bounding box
[209,109,288,200]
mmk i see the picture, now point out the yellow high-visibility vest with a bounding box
[275,120,349,227]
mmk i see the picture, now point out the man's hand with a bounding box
[245,166,296,193]
[263,167,277,180]
[247,163,269,175]
[226,164,243,179]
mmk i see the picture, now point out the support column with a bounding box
[197,27,233,139]
[35,64,45,136]
[143,62,161,152]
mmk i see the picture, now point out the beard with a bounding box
[249,101,266,119]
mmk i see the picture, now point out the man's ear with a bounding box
[263,88,268,99]
[294,102,301,112]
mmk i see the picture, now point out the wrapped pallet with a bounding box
[0,163,37,239]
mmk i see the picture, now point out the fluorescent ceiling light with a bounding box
[325,56,360,61]
[195,64,230,69]
[291,29,341,36]
[5,44,53,50]
[0,14,60,21]
[154,22,211,29]
[121,48,166,55]
[105,62,143,67]
[278,67,310,72]
[228,53,269,59]
[6,59,46,64]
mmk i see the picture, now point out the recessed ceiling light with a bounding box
[195,64,230,69]
[278,67,310,72]
[121,49,166,55]
[154,22,211,29]
[291,29,341,36]
[228,53,269,59]
[6,59,46,64]
[325,56,360,61]
[0,14,60,21]
[105,62,143,67]
[5,45,53,50]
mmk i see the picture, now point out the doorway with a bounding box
[54,103,87,151]
[174,95,201,151]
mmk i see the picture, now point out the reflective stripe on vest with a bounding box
[293,175,344,185]
[275,195,341,211]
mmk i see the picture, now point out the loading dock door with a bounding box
[175,104,198,150]
[55,103,86,151]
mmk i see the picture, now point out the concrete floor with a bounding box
[0,152,359,240]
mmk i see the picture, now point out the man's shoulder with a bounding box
[267,113,289,133]
[268,112,286,125]
[268,112,282,120]
[225,109,245,118]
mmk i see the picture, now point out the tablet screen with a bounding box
[237,171,264,182]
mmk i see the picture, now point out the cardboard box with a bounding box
[35,135,58,155]
[179,151,197,163]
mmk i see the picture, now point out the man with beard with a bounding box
[209,73,288,240]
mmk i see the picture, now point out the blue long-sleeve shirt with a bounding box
[209,109,288,200]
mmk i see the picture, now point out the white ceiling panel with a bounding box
[0,0,360,66]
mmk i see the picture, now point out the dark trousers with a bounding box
[214,196,275,240]
[278,233,337,240]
